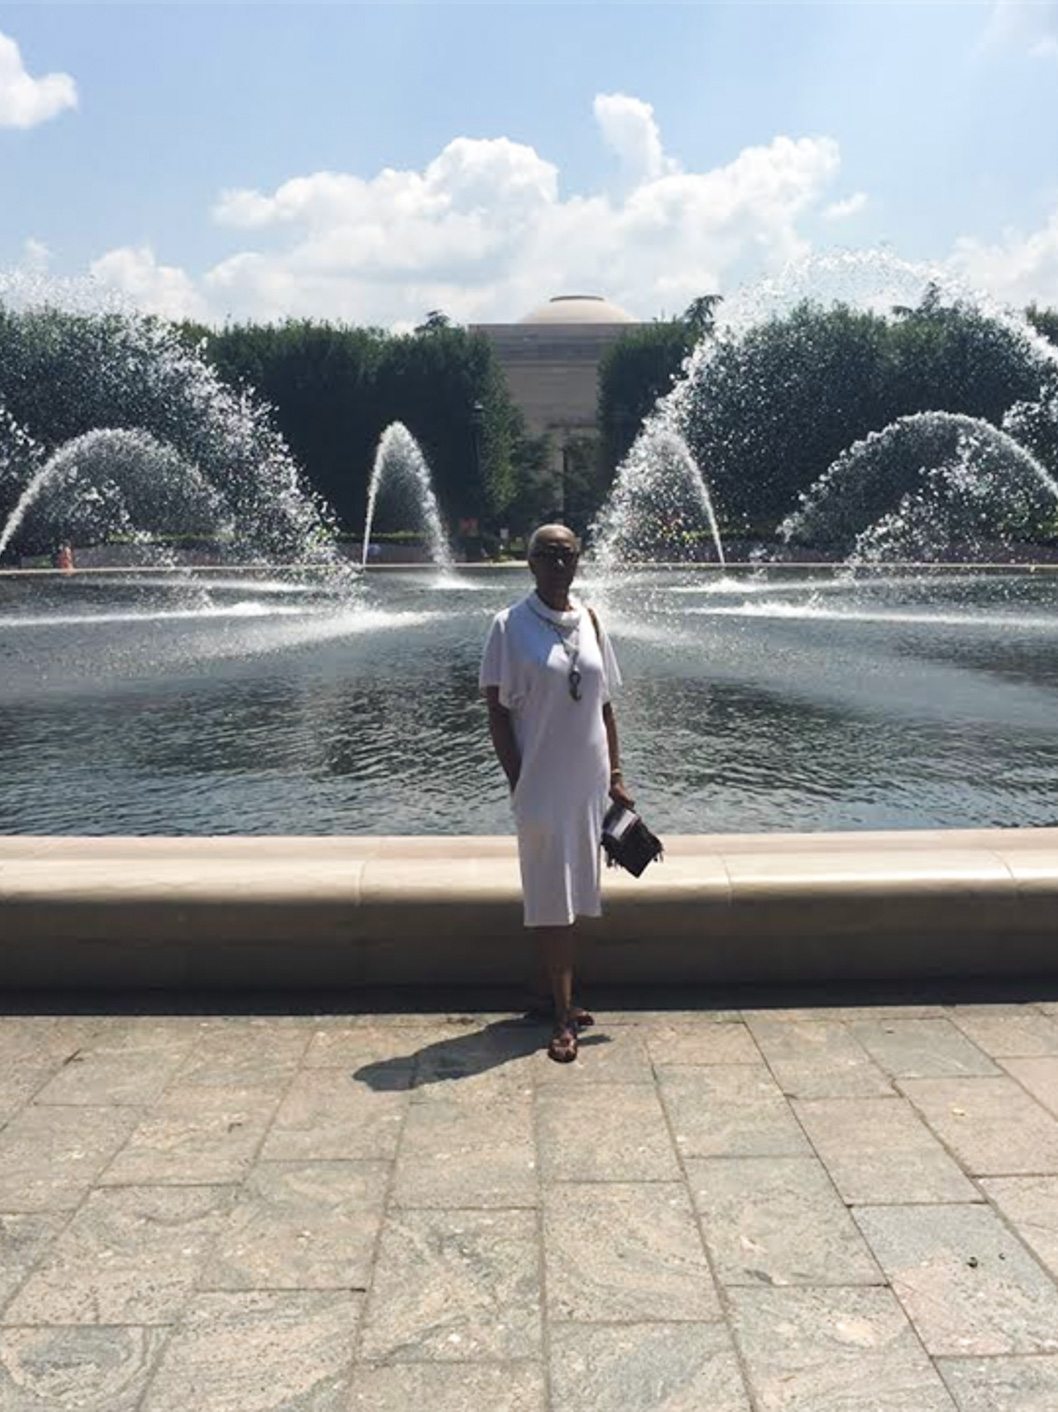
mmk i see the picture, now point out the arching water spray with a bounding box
[589,420,726,570]
[780,412,1058,561]
[362,422,453,573]
[0,428,228,560]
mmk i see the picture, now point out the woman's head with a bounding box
[527,523,580,600]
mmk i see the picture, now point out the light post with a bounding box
[470,400,484,498]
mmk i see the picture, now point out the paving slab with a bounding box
[849,1017,1000,1079]
[854,1204,1058,1356]
[657,1065,811,1158]
[392,1090,537,1209]
[1001,1056,1058,1118]
[260,1071,408,1161]
[203,1160,389,1291]
[948,1011,1058,1058]
[548,1322,751,1412]
[350,1362,547,1412]
[687,1156,882,1287]
[741,1003,946,1022]
[409,1023,544,1088]
[937,1355,1058,1411]
[981,1175,1058,1279]
[139,1290,361,1412]
[5,995,1058,1410]
[0,1058,76,1127]
[745,1017,894,1098]
[357,1207,541,1362]
[0,1213,66,1309]
[543,1182,720,1322]
[642,1021,762,1066]
[168,1024,309,1093]
[2,1185,235,1327]
[900,1076,1058,1175]
[793,1096,980,1204]
[100,1087,279,1185]
[534,1028,654,1085]
[303,1023,476,1074]
[0,1105,141,1212]
[0,1326,167,1412]
[537,1082,680,1181]
[31,1038,193,1107]
[728,1285,958,1411]
[603,1008,745,1026]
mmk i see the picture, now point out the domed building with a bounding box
[471,295,646,515]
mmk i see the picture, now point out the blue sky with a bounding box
[2,2,1058,325]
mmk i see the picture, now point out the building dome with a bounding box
[519,294,635,326]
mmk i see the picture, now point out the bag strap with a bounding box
[586,604,601,643]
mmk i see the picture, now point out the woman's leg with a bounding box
[537,925,575,1020]
[538,925,578,1062]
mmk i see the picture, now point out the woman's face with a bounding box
[529,530,580,596]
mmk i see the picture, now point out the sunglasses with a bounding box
[530,545,579,564]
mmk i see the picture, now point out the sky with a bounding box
[2,1,1058,328]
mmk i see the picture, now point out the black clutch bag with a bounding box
[602,803,664,877]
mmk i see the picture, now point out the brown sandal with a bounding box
[548,1021,579,1063]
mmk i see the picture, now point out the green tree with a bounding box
[185,319,524,535]
[1027,304,1058,347]
[682,294,723,338]
[682,299,1048,531]
[414,310,452,334]
[597,321,695,478]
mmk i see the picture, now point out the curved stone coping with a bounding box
[1,828,1056,988]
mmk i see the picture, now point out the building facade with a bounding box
[470,294,646,512]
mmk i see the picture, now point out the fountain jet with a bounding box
[361,422,453,572]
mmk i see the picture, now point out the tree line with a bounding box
[178,318,543,542]
[2,292,1057,557]
[598,291,1058,536]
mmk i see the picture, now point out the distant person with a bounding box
[53,543,74,572]
[480,523,633,1062]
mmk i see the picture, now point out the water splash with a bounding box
[0,296,345,571]
[588,421,725,569]
[780,412,1058,561]
[361,422,452,572]
[670,250,1058,421]
[0,428,229,560]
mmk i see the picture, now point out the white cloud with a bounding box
[823,192,868,221]
[89,246,210,321]
[20,237,50,273]
[89,95,846,326]
[593,93,676,185]
[982,1,1058,59]
[0,30,77,129]
[949,205,1058,307]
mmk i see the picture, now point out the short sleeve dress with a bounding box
[480,590,622,927]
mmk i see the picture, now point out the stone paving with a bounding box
[4,989,1058,1410]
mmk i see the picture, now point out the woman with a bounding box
[480,523,634,1062]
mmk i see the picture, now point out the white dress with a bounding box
[480,590,622,927]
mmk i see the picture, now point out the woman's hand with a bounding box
[609,779,635,810]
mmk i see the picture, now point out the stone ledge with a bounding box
[1,830,1056,989]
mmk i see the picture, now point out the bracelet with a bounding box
[610,768,624,781]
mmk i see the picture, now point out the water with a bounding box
[0,298,340,568]
[665,250,1058,549]
[780,412,1058,561]
[2,565,1056,836]
[0,428,229,560]
[361,422,453,572]
[590,422,726,568]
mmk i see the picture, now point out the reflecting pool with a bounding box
[2,564,1056,835]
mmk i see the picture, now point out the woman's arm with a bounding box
[484,686,521,791]
[602,701,635,808]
